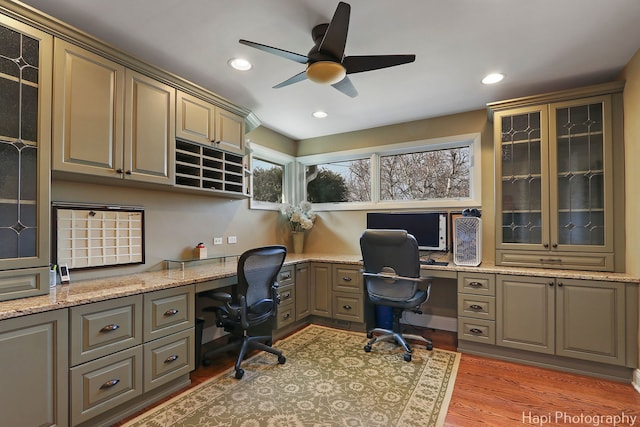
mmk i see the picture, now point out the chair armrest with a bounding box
[362,271,430,286]
[211,291,233,303]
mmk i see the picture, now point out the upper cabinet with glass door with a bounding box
[490,82,624,272]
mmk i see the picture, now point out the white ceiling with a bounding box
[17,0,640,140]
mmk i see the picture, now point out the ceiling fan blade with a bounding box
[343,54,416,74]
[331,76,358,98]
[239,39,308,64]
[273,70,308,88]
[318,1,350,60]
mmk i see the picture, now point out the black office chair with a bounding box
[360,229,433,362]
[201,245,287,379]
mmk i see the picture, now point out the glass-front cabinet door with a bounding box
[494,92,616,271]
[0,15,51,290]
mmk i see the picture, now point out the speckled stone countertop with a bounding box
[0,253,637,321]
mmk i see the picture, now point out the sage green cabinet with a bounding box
[0,309,69,427]
[497,274,630,366]
[53,40,175,185]
[275,265,296,329]
[310,262,332,317]
[0,15,52,300]
[309,262,364,322]
[295,262,310,320]
[457,272,496,345]
[490,83,623,271]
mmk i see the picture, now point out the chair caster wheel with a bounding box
[235,368,244,379]
[278,355,286,364]
[427,343,434,351]
[403,353,412,362]
[364,345,372,352]
[366,332,373,339]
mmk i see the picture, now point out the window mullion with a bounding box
[371,153,380,204]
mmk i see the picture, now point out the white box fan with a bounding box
[453,216,482,266]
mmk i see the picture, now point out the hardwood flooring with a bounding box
[116,327,640,426]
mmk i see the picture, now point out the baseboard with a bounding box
[402,312,458,332]
[634,369,640,393]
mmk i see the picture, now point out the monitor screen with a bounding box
[366,212,447,251]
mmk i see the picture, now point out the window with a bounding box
[249,144,294,210]
[297,133,481,211]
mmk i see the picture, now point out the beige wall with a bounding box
[621,48,640,278]
[297,109,495,258]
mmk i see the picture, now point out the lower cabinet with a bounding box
[275,265,296,329]
[309,262,363,322]
[496,274,629,366]
[0,309,69,427]
[457,272,496,345]
[69,286,195,426]
[295,263,310,320]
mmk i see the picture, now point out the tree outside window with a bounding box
[252,158,283,203]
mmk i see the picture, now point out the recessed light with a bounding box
[482,73,504,85]
[312,111,328,119]
[228,58,252,71]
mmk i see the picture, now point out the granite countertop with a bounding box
[1,253,637,321]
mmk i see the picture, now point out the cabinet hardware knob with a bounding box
[100,379,120,389]
[125,170,132,175]
[164,355,179,363]
[469,281,482,288]
[282,291,290,299]
[343,305,352,310]
[543,243,549,248]
[469,328,483,335]
[469,304,483,310]
[280,273,291,280]
[283,313,290,319]
[549,282,554,287]
[557,282,563,287]
[116,168,124,174]
[164,309,179,316]
[342,276,352,282]
[100,324,119,332]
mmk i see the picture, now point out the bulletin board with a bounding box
[52,204,145,270]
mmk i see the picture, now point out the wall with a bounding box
[297,109,495,259]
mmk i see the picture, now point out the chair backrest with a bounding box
[360,229,421,301]
[236,245,287,310]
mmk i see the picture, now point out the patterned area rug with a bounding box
[124,324,460,427]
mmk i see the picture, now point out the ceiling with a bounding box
[17,0,640,141]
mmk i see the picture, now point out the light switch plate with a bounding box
[213,237,223,245]
[227,236,237,244]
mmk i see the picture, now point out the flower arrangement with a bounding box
[281,201,316,232]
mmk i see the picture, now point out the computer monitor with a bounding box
[366,212,448,251]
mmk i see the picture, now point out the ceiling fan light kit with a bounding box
[239,1,416,97]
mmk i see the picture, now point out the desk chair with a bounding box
[360,229,433,361]
[201,245,287,379]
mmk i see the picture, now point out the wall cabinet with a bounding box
[496,274,629,366]
[0,15,52,300]
[0,309,68,427]
[52,40,175,185]
[490,83,623,271]
[176,90,245,155]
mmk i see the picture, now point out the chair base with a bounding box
[202,334,286,379]
[364,327,433,362]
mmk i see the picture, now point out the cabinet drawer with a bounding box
[278,265,295,287]
[333,292,363,322]
[70,295,143,366]
[144,328,194,392]
[70,345,143,426]
[457,294,495,320]
[276,300,296,329]
[496,250,614,272]
[458,318,495,344]
[278,283,295,305]
[332,265,362,293]
[144,286,194,341]
[457,272,495,295]
[0,267,49,302]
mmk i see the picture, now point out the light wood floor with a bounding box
[116,327,640,426]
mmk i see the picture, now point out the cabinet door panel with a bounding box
[125,69,175,184]
[176,91,214,145]
[497,275,554,354]
[556,279,625,365]
[53,39,124,176]
[295,263,310,320]
[215,108,244,154]
[310,263,331,317]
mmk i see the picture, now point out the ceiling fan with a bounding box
[239,1,416,98]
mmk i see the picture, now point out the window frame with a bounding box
[296,133,482,211]
[249,144,295,211]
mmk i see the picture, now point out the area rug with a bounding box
[123,324,460,427]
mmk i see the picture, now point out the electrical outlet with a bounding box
[213,237,223,245]
[227,235,237,244]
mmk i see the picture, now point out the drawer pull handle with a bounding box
[100,379,120,389]
[343,305,352,310]
[469,304,483,310]
[282,291,291,299]
[540,258,562,263]
[342,276,352,282]
[164,309,179,316]
[100,324,119,332]
[280,272,291,280]
[469,281,483,288]
[282,313,290,319]
[164,355,179,363]
[469,328,483,335]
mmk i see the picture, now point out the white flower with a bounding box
[281,202,316,232]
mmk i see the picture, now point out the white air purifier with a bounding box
[454,216,482,266]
